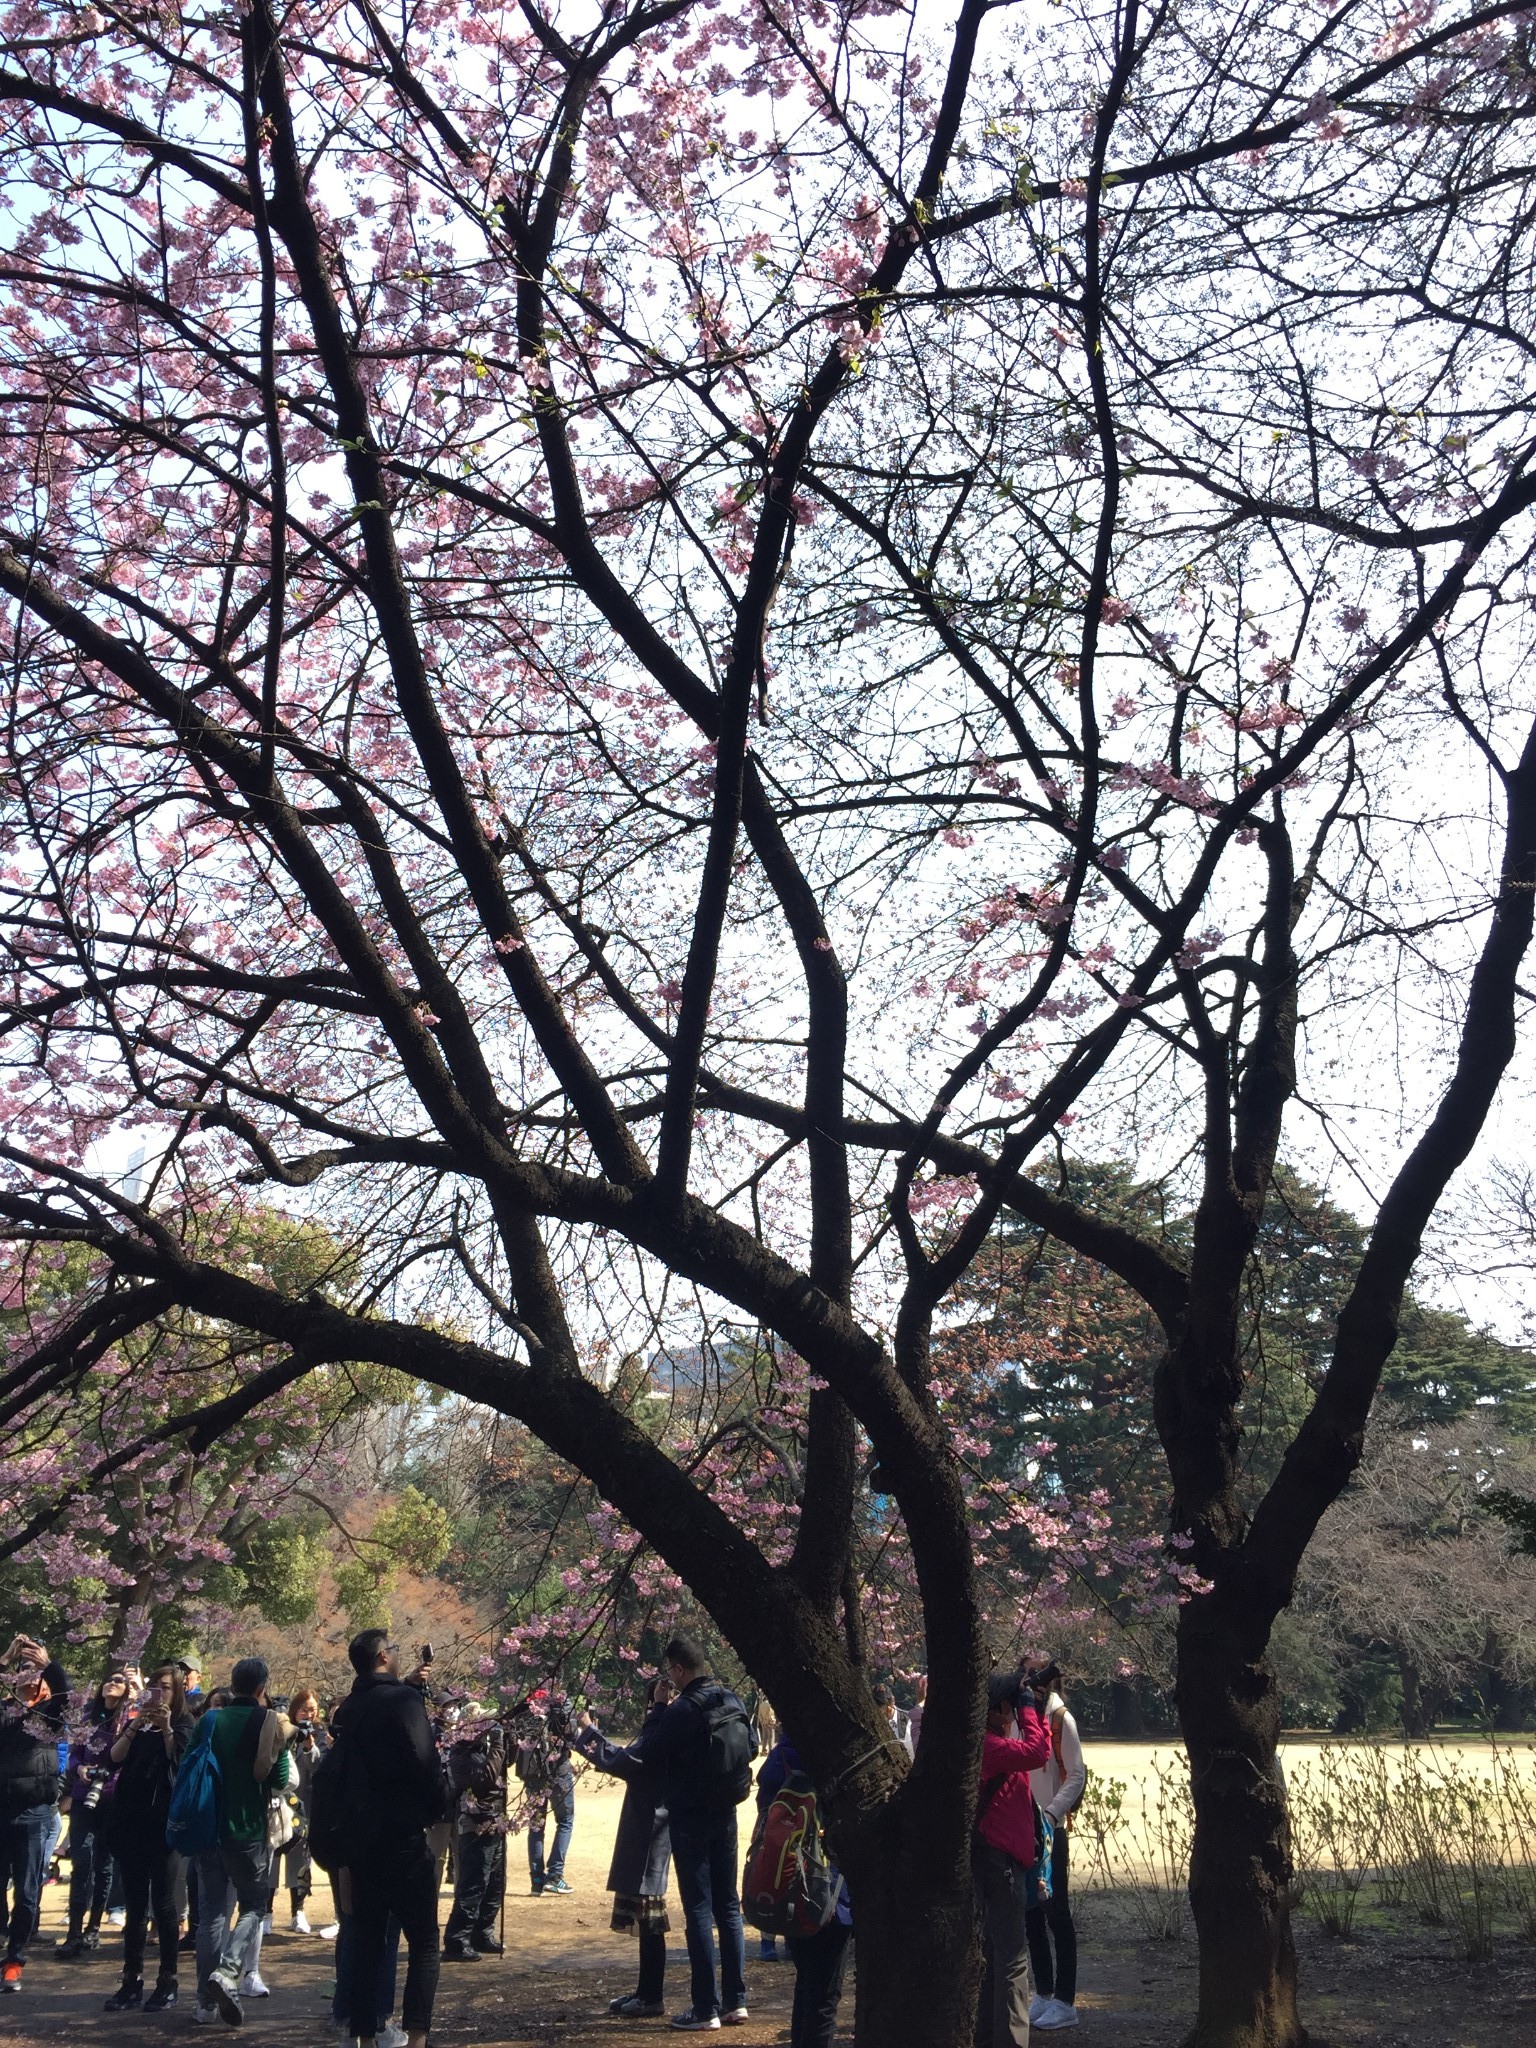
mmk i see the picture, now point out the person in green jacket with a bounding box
[194,1658,292,2028]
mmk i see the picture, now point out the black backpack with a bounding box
[306,1715,379,1874]
[689,1688,757,1805]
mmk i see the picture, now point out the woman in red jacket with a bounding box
[974,1672,1051,2046]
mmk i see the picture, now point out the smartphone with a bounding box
[419,1642,434,1667]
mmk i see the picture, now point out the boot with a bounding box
[103,1979,143,2012]
[54,1930,87,1960]
[144,1978,178,2012]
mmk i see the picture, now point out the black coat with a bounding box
[0,1711,60,1818]
[106,1714,195,1847]
[576,1702,671,1898]
[621,1675,751,1820]
[331,1672,446,1839]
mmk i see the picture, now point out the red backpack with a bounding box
[741,1769,844,1938]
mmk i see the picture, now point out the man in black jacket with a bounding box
[622,1635,754,2032]
[0,1664,62,1994]
[442,1709,508,1959]
[332,1631,446,2048]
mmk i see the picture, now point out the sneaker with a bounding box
[239,1972,270,1998]
[1029,1997,1051,2024]
[103,1981,144,2011]
[610,1996,667,2017]
[291,1911,311,1935]
[260,1915,272,1936]
[757,1940,778,1961]
[1,1961,21,1993]
[669,2014,721,2033]
[193,2005,223,2025]
[722,2010,749,2028]
[441,1945,480,1963]
[107,1909,127,1929]
[318,1923,340,1941]
[377,2026,409,2048]
[144,1980,179,2012]
[470,1933,503,1954]
[55,1932,88,1960]
[1035,2001,1080,2030]
[543,1876,574,1895]
[208,1966,243,2026]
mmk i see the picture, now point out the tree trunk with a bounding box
[840,1771,981,2046]
[1177,1602,1306,2048]
[1398,1650,1429,1739]
[1110,1676,1145,1739]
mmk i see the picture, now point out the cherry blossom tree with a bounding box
[1,1,1535,2042]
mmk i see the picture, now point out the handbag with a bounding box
[265,1787,295,1851]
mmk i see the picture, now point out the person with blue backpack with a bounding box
[169,1656,292,2027]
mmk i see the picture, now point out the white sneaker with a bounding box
[318,1923,340,1941]
[291,1911,311,1935]
[240,1971,271,1997]
[377,2025,409,2048]
[1035,2000,1080,2030]
[192,2007,221,2026]
[261,1915,273,1935]
[107,1910,127,1928]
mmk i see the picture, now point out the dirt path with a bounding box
[3,1779,1534,2045]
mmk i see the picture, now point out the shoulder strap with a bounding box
[234,1704,267,1776]
[976,1772,1006,1825]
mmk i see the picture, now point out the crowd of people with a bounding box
[0,1625,1087,2043]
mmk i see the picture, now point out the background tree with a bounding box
[0,1210,406,1663]
[1296,1412,1536,1735]
[1,4,1535,2044]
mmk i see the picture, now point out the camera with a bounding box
[82,1766,111,1812]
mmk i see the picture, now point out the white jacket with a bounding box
[1028,1694,1085,1823]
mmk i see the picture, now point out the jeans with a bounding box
[669,1808,747,2021]
[526,1778,574,1889]
[1024,1826,1076,2006]
[0,1805,53,1963]
[118,1838,183,1986]
[444,1831,504,1950]
[973,1842,1032,2047]
[347,1834,440,2040]
[787,1918,852,2048]
[66,1809,115,1933]
[332,1909,399,2028]
[195,1838,270,1995]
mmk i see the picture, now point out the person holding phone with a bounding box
[0,1662,61,1996]
[282,1688,328,1934]
[102,1662,194,2013]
